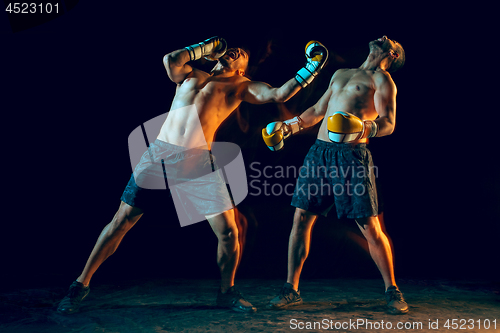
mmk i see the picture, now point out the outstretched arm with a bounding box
[261,75,334,151]
[238,78,302,104]
[296,73,336,128]
[239,40,329,105]
[298,84,333,128]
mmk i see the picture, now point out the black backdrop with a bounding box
[2,2,498,289]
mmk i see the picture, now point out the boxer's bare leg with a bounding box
[287,208,318,290]
[58,201,143,314]
[267,208,317,309]
[207,209,256,312]
[206,209,239,293]
[77,201,144,286]
[355,215,396,290]
[356,215,408,314]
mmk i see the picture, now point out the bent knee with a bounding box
[293,208,316,229]
[357,220,385,244]
[217,226,238,243]
[364,229,384,245]
[112,202,143,231]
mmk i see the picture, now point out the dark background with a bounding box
[2,2,498,290]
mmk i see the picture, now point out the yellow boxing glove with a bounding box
[327,111,378,142]
[262,116,303,151]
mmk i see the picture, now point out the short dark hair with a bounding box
[387,42,405,73]
[240,47,251,71]
[240,47,251,59]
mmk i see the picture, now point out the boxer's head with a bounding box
[369,36,405,73]
[218,47,250,76]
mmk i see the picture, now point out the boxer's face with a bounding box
[369,35,404,72]
[220,48,249,73]
[369,35,398,53]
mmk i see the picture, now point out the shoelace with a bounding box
[222,289,243,305]
[68,283,86,299]
[387,289,403,301]
[231,291,244,305]
[280,287,296,302]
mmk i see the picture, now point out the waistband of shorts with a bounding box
[313,139,367,150]
[153,139,209,153]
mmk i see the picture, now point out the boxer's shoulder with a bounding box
[189,68,211,79]
[372,70,396,91]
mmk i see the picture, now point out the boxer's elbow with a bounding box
[388,123,395,135]
[258,88,287,104]
[163,53,176,70]
[273,95,288,104]
[272,88,291,103]
[385,116,396,135]
[384,125,395,136]
[163,53,187,83]
[377,119,395,137]
[163,57,176,82]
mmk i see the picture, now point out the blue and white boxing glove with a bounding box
[295,41,328,88]
[185,36,228,61]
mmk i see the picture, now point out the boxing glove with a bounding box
[262,116,303,151]
[185,37,228,62]
[327,111,378,143]
[295,41,329,88]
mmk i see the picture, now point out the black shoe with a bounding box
[57,281,90,314]
[385,286,409,314]
[216,286,257,313]
[266,283,303,309]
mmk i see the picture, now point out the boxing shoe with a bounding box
[385,286,409,314]
[57,281,90,314]
[266,283,303,309]
[216,286,257,313]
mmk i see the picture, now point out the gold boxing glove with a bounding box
[262,116,303,151]
[327,111,378,143]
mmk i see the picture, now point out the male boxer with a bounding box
[57,37,328,314]
[263,36,408,314]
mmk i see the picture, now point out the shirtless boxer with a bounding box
[57,37,328,314]
[263,36,408,314]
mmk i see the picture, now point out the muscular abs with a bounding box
[318,69,381,143]
[157,70,246,148]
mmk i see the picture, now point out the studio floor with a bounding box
[0,278,498,333]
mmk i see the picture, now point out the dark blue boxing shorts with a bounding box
[291,139,380,219]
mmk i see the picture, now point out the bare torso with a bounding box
[318,68,385,143]
[157,69,249,148]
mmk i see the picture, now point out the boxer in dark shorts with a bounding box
[291,139,379,219]
[121,139,233,219]
[264,36,408,314]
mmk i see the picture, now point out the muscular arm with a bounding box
[238,77,302,104]
[297,71,340,128]
[163,49,193,84]
[298,86,332,128]
[373,72,397,137]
